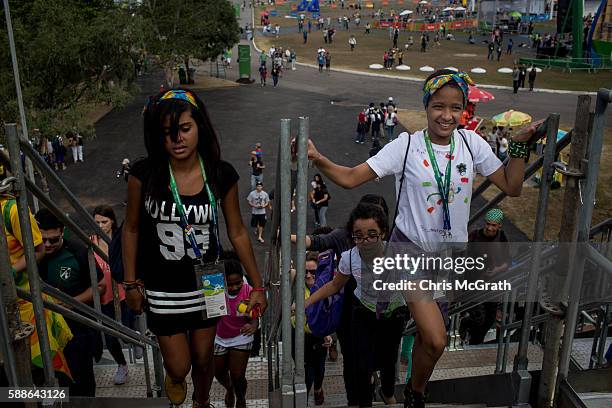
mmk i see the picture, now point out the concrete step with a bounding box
[577,392,612,408]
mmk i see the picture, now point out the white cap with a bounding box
[388,97,394,101]
[122,158,130,165]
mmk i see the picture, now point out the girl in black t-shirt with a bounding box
[122,88,266,408]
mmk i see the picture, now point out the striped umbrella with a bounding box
[468,85,495,103]
[491,110,532,127]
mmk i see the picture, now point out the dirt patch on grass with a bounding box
[192,73,240,90]
[396,110,612,240]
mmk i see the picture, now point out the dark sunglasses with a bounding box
[42,236,61,244]
[305,269,317,275]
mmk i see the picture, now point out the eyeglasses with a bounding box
[305,269,317,275]
[352,234,381,244]
[42,236,61,244]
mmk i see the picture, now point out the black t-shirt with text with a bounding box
[130,159,239,294]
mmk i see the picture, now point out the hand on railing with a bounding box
[512,118,546,144]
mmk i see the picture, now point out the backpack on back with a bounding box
[305,249,344,337]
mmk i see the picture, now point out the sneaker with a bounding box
[164,375,187,406]
[403,380,425,408]
[314,388,324,406]
[113,364,128,385]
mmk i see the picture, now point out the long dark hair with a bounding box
[142,88,221,199]
[92,205,118,234]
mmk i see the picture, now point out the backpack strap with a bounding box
[388,132,411,240]
[458,129,474,162]
[3,199,15,236]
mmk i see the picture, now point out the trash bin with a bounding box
[178,67,187,84]
[188,68,196,84]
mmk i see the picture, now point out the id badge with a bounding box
[194,261,228,319]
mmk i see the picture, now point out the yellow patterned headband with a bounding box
[159,90,199,109]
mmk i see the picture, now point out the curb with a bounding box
[250,36,596,96]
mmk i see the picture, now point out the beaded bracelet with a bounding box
[252,287,266,292]
[508,140,530,159]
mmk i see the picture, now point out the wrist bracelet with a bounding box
[252,287,265,292]
[508,140,530,159]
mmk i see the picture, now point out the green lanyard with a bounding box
[168,155,220,260]
[424,130,454,237]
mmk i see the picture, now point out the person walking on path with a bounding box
[528,66,537,91]
[90,205,132,385]
[487,42,494,60]
[305,69,544,408]
[247,182,270,243]
[519,65,527,88]
[303,29,308,44]
[317,52,325,73]
[259,64,267,86]
[271,65,280,87]
[122,88,266,408]
[349,34,357,51]
[512,66,520,93]
[249,151,265,190]
[214,255,259,408]
[325,51,331,72]
[506,38,513,55]
[496,44,503,61]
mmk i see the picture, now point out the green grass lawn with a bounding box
[255,4,612,91]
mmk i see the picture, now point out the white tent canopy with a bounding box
[455,6,466,11]
[443,7,454,11]
[399,9,414,16]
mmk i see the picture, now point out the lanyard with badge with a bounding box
[168,155,228,318]
[424,129,454,239]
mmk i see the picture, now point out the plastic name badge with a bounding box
[195,262,228,318]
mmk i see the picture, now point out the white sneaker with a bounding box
[113,364,128,385]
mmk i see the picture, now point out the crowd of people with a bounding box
[29,129,86,171]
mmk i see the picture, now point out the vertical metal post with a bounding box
[87,248,104,349]
[538,97,590,407]
[558,90,612,382]
[151,339,164,397]
[495,292,510,373]
[137,315,153,397]
[279,119,294,408]
[293,117,309,406]
[502,287,517,373]
[3,0,38,213]
[514,113,560,372]
[595,304,609,365]
[5,124,57,386]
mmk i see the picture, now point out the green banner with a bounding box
[234,4,240,18]
[238,44,251,79]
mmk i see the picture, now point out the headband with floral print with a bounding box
[422,71,474,107]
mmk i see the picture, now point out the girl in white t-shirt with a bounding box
[306,69,544,407]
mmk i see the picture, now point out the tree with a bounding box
[0,0,140,138]
[139,0,239,84]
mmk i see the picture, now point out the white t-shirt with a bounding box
[366,130,502,252]
[338,247,405,313]
[247,190,269,215]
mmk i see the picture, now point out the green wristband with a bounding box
[508,140,530,159]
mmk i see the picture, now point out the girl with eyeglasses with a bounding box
[305,204,407,406]
[122,88,266,408]
[306,70,543,407]
[292,251,333,405]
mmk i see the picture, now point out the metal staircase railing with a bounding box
[0,123,165,399]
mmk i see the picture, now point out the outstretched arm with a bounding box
[308,140,377,189]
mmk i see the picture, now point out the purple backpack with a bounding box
[305,250,344,337]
